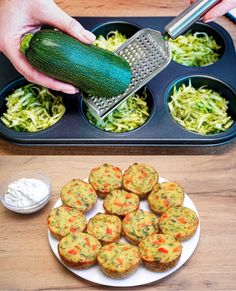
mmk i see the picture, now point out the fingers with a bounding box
[4,47,79,94]
[0,0,95,94]
[45,4,96,44]
[190,0,236,22]
[203,0,236,22]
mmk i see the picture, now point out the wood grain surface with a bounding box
[0,155,235,290]
[0,0,235,155]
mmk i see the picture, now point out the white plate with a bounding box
[48,177,200,287]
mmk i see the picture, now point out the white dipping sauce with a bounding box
[4,178,49,207]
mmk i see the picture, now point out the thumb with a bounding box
[45,4,96,44]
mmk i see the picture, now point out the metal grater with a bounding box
[82,0,220,118]
[83,29,171,118]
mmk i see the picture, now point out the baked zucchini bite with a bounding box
[58,232,102,269]
[89,163,122,198]
[103,189,140,216]
[139,233,182,272]
[159,206,199,241]
[47,205,87,240]
[122,163,158,198]
[86,213,122,244]
[122,210,159,245]
[151,183,160,192]
[60,179,97,212]
[97,242,141,279]
[148,182,184,215]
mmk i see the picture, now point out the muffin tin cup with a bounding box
[91,20,141,38]
[170,22,226,67]
[165,75,236,136]
[0,17,235,146]
[81,86,155,135]
[0,77,69,136]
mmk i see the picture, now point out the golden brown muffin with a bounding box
[139,233,182,272]
[122,163,158,199]
[89,164,122,198]
[103,189,140,217]
[60,179,97,212]
[148,181,184,215]
[122,210,159,245]
[97,242,141,279]
[151,183,160,192]
[58,232,102,269]
[86,213,122,244]
[159,206,199,241]
[47,205,87,240]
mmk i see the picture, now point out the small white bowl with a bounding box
[0,171,52,214]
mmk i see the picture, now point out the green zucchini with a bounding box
[20,29,132,98]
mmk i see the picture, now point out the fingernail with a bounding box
[64,88,79,94]
[82,30,96,42]
[204,18,215,23]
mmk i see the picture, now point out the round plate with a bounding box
[48,177,200,287]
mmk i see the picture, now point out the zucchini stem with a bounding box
[20,34,33,55]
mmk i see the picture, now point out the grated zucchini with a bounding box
[1,84,65,132]
[169,31,221,67]
[168,80,233,134]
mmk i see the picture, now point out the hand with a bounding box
[0,0,96,94]
[190,0,236,22]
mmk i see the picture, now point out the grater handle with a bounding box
[165,0,221,39]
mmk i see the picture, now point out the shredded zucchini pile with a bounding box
[1,84,66,132]
[169,31,221,66]
[93,30,127,51]
[86,92,149,133]
[88,30,150,133]
[168,81,233,134]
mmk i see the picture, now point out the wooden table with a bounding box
[0,155,236,290]
[0,0,235,155]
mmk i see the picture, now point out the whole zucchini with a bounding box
[20,29,132,98]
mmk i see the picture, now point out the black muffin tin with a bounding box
[0,17,235,146]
